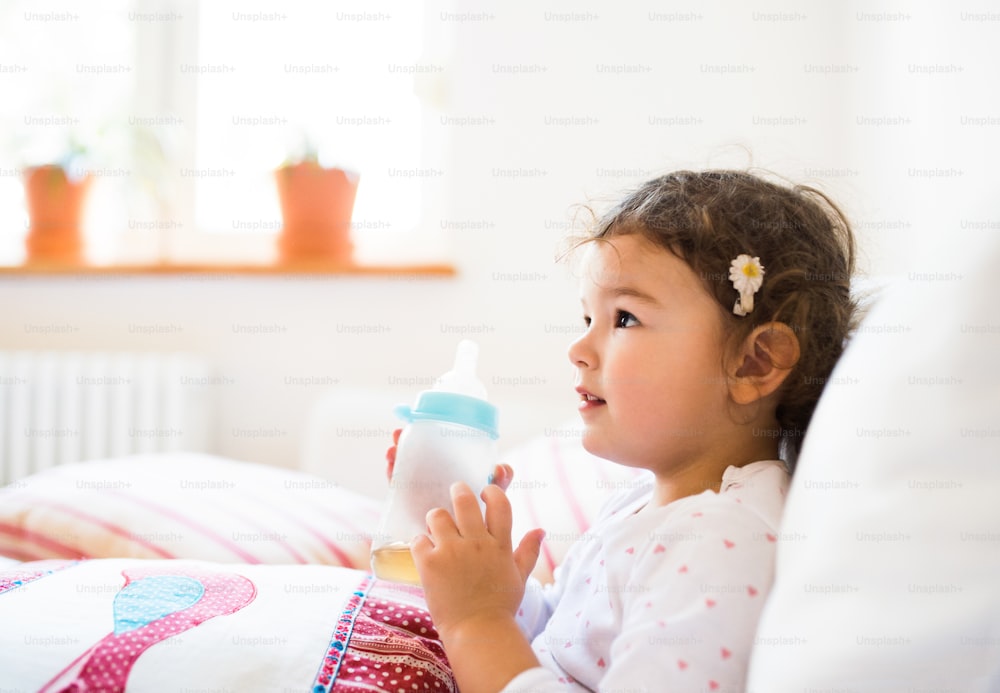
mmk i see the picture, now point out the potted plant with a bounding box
[273,140,360,263]
[17,124,169,265]
[22,140,92,264]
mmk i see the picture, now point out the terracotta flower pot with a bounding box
[274,163,360,263]
[23,164,93,264]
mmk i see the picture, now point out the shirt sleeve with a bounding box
[513,488,635,642]
[515,552,577,641]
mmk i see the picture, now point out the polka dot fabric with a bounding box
[39,565,256,691]
[313,577,455,693]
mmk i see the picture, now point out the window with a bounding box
[0,0,446,268]
[0,0,138,264]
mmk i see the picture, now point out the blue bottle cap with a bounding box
[394,391,499,439]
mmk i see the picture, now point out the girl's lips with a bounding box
[576,387,606,411]
[578,397,606,412]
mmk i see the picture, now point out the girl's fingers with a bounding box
[513,528,545,582]
[424,506,459,540]
[420,475,515,546]
[385,446,397,481]
[385,429,402,481]
[481,484,513,548]
[490,463,514,491]
[449,482,487,536]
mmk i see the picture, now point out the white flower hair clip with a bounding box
[729,254,765,316]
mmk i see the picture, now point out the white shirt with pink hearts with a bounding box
[511,459,789,692]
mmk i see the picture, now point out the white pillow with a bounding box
[0,453,382,570]
[748,235,1000,690]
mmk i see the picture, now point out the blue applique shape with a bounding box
[112,575,204,634]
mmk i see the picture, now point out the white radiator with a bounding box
[0,351,215,485]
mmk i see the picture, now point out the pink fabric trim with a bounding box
[0,560,78,596]
[314,577,456,692]
[312,573,374,690]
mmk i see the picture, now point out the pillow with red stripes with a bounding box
[0,453,382,569]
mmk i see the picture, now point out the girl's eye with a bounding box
[615,310,639,328]
[582,315,592,328]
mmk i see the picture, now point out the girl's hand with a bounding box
[385,428,403,481]
[411,482,545,637]
[386,428,515,490]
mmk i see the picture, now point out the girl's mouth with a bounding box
[576,388,606,410]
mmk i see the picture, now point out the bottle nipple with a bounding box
[435,339,488,400]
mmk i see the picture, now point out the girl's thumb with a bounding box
[513,528,546,581]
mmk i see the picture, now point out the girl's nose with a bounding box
[568,329,596,369]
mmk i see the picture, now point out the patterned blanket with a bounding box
[0,559,456,692]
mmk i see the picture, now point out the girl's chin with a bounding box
[580,431,651,470]
[580,431,616,461]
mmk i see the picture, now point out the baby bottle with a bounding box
[371,339,499,585]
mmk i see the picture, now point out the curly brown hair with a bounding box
[575,169,858,467]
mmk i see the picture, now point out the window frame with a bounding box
[2,0,453,270]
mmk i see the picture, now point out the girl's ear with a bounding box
[728,322,801,405]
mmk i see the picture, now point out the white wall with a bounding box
[2,2,996,482]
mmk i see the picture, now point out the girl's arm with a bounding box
[412,482,546,693]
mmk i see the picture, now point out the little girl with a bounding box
[405,170,857,692]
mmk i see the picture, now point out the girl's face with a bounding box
[568,234,734,472]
